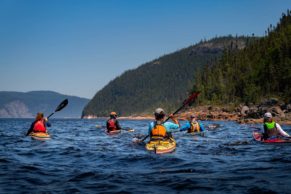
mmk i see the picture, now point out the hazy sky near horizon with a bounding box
[0,0,290,99]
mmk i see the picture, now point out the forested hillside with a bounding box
[193,11,291,105]
[82,36,253,117]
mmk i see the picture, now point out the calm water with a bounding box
[0,118,291,194]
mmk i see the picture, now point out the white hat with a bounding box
[154,108,164,115]
[264,112,272,118]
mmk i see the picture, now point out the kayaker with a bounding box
[106,112,121,132]
[262,112,290,139]
[148,108,180,140]
[179,114,205,133]
[26,112,51,136]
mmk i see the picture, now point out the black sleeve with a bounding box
[26,122,35,136]
[115,120,121,130]
[263,124,268,139]
[106,120,109,130]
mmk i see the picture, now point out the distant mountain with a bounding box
[82,36,254,117]
[0,91,89,118]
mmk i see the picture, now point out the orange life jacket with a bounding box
[151,124,167,139]
[188,122,200,133]
[33,120,46,133]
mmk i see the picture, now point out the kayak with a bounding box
[29,132,51,140]
[146,138,176,154]
[187,131,206,137]
[252,131,291,143]
[106,130,121,135]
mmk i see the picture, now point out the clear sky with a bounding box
[0,0,290,99]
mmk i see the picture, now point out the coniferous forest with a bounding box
[83,11,291,117]
[193,10,291,105]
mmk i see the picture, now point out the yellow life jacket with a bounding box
[151,123,167,139]
[188,122,200,133]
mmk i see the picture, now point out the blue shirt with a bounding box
[180,121,205,132]
[148,121,179,135]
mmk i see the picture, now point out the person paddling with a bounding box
[147,108,180,141]
[262,112,290,139]
[179,114,205,133]
[26,112,51,136]
[106,112,121,132]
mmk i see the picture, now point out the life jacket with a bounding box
[33,120,46,133]
[150,122,167,140]
[107,119,117,131]
[264,121,279,137]
[188,121,200,133]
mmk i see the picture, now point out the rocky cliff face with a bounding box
[0,91,89,118]
[0,101,33,118]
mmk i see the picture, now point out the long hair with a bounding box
[35,112,44,121]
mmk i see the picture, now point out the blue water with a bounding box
[0,119,291,194]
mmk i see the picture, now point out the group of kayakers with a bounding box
[26,108,289,142]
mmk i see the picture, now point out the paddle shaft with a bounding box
[47,112,54,119]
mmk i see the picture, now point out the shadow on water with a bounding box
[0,118,290,193]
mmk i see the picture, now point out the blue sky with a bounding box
[0,0,290,98]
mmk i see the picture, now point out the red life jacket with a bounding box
[33,120,46,133]
[107,119,117,131]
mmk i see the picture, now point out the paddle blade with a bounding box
[55,99,69,112]
[183,91,200,106]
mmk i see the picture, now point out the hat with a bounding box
[264,112,272,118]
[110,112,117,116]
[190,114,196,118]
[154,108,164,115]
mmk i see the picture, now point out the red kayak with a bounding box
[252,131,291,143]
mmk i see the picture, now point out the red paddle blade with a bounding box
[183,92,200,106]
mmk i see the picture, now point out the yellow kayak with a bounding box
[29,132,51,140]
[146,138,176,154]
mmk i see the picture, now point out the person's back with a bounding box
[148,108,179,141]
[26,112,51,136]
[106,112,121,132]
[180,114,205,133]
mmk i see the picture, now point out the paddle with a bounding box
[26,99,69,136]
[135,92,200,143]
[47,99,69,119]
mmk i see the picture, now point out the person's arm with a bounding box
[199,122,205,132]
[169,114,180,127]
[179,122,190,131]
[164,122,179,133]
[116,120,122,130]
[276,123,290,137]
[148,122,153,136]
[26,122,35,136]
[43,117,51,127]
[106,120,109,130]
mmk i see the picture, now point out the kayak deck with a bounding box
[29,132,51,140]
[146,138,176,154]
[106,130,121,135]
[252,131,291,143]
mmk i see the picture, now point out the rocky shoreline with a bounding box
[180,98,291,125]
[83,99,291,125]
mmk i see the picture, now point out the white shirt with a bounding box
[276,123,290,137]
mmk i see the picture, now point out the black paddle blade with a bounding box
[183,92,200,106]
[55,99,69,112]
